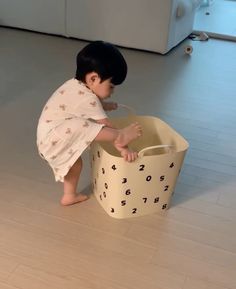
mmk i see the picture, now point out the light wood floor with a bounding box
[0,27,236,289]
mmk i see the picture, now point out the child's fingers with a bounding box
[133,152,138,161]
[132,152,138,162]
[110,102,118,110]
[128,153,133,162]
[105,101,118,111]
[126,151,138,162]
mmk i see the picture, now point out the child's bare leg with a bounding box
[61,157,88,206]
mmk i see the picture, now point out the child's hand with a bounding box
[102,101,118,111]
[120,147,138,162]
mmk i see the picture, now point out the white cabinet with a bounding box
[0,0,66,35]
[66,0,197,54]
[0,0,198,54]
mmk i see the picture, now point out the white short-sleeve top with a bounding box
[37,78,107,182]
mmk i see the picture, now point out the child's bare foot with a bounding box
[60,193,89,206]
[115,122,142,148]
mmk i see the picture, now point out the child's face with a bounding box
[88,74,115,99]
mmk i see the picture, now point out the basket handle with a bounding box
[138,144,175,157]
[117,104,136,115]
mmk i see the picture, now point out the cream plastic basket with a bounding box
[90,105,189,219]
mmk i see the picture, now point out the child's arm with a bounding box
[96,118,115,128]
[100,100,118,111]
[95,118,138,162]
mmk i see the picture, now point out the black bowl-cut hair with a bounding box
[75,41,127,85]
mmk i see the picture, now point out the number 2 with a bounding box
[139,165,145,171]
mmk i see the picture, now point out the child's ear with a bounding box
[86,72,100,86]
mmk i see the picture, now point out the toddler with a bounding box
[37,41,142,206]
